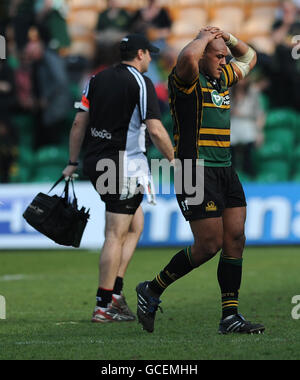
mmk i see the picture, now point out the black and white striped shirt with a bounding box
[79,63,161,172]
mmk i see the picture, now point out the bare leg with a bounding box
[117,206,144,279]
[98,211,134,290]
[222,207,246,259]
[189,217,223,266]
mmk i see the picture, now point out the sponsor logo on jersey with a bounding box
[211,90,224,107]
[91,128,112,140]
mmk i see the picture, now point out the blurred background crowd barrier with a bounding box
[1,0,300,248]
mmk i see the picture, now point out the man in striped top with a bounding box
[136,27,265,335]
[63,34,174,323]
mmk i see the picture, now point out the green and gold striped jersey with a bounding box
[168,63,237,167]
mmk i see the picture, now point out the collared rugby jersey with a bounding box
[78,63,161,167]
[168,63,237,167]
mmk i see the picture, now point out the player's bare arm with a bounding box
[146,119,174,163]
[62,111,89,178]
[176,27,221,84]
[217,30,257,80]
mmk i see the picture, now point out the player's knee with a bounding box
[232,231,246,249]
[224,231,246,254]
[193,237,223,264]
[105,228,128,245]
[236,233,246,254]
[204,238,223,258]
[239,232,246,245]
[129,221,144,236]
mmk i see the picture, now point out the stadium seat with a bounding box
[69,39,95,58]
[35,146,69,166]
[31,165,63,183]
[68,10,99,30]
[243,17,273,35]
[247,5,277,19]
[293,174,300,182]
[177,0,209,6]
[168,37,192,52]
[243,5,277,35]
[291,113,300,143]
[264,128,295,155]
[292,171,300,182]
[69,0,104,8]
[10,165,33,183]
[292,145,300,174]
[12,114,34,132]
[293,144,300,160]
[117,0,144,7]
[248,36,275,55]
[214,0,246,3]
[256,171,289,183]
[12,114,35,148]
[210,6,245,35]
[255,140,288,162]
[250,0,278,2]
[172,8,208,35]
[68,23,91,39]
[18,146,35,166]
[259,93,270,112]
[265,109,298,131]
[236,171,252,183]
[257,160,290,183]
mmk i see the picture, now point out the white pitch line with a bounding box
[14,339,104,346]
[55,322,79,325]
[0,274,28,282]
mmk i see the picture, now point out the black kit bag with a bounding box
[23,176,90,248]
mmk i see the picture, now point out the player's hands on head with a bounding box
[196,26,221,42]
[217,31,230,43]
[201,26,230,43]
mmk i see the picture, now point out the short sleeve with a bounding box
[169,67,198,95]
[77,76,95,112]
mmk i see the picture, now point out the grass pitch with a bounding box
[0,246,299,360]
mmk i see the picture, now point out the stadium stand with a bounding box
[65,0,282,55]
[1,0,300,184]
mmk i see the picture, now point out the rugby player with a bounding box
[136,27,265,335]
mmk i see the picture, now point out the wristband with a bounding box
[225,34,238,48]
[68,160,79,166]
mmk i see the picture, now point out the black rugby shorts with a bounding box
[83,156,144,215]
[176,165,246,221]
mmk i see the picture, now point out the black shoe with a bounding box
[136,281,162,333]
[218,313,265,335]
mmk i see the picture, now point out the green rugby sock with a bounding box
[217,254,243,319]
